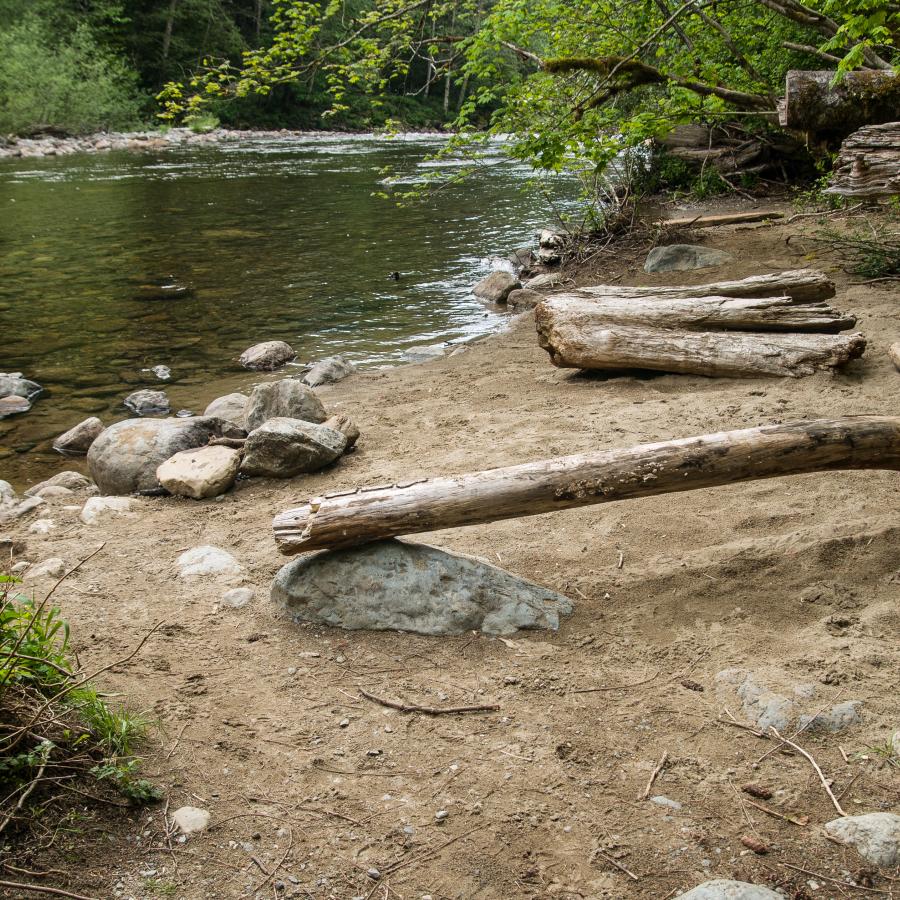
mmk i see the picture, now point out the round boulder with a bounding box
[240,417,346,478]
[124,389,170,416]
[53,417,105,455]
[472,271,520,304]
[203,393,248,429]
[244,381,326,431]
[156,445,241,499]
[239,340,296,371]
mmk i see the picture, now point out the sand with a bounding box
[3,207,899,899]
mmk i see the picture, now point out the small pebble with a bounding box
[366,748,382,757]
[339,718,350,728]
[435,809,448,821]
[384,725,393,733]
[367,868,381,881]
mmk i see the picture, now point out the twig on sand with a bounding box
[592,848,639,881]
[743,797,809,827]
[164,722,190,760]
[381,824,485,877]
[780,862,893,895]
[0,881,100,900]
[639,751,669,800]
[717,708,766,738]
[250,825,293,896]
[769,727,847,816]
[572,670,660,694]
[358,689,499,716]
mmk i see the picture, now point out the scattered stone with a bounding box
[80,496,131,525]
[28,519,54,535]
[523,272,565,290]
[88,417,242,495]
[221,587,254,608]
[10,561,29,575]
[241,418,346,479]
[33,485,73,501]
[402,344,446,363]
[798,700,862,732]
[0,372,42,401]
[472,271,520,303]
[366,868,381,881]
[507,288,543,311]
[508,247,534,269]
[175,409,193,418]
[239,340,296,371]
[147,365,172,380]
[244,381,327,431]
[339,718,350,728]
[204,393,249,428]
[272,538,573,636]
[53,417,104,455]
[124,389,170,416]
[0,496,45,521]
[435,810,449,821]
[0,480,15,506]
[676,881,783,899]
[644,244,734,273]
[323,414,360,450]
[0,396,32,417]
[890,342,900,371]
[172,806,210,835]
[650,795,683,810]
[157,445,241,499]
[302,355,356,388]
[24,558,66,580]
[824,813,900,867]
[25,471,94,497]
[537,229,565,265]
[177,545,243,579]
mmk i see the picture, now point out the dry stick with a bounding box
[780,862,894,895]
[755,691,844,766]
[164,721,190,761]
[743,797,809,827]
[250,826,293,897]
[593,848,639,881]
[639,752,669,801]
[381,824,485,877]
[358,689,499,716]
[770,727,847,816]
[0,881,100,900]
[0,762,46,836]
[572,671,660,694]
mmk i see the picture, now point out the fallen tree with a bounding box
[273,417,900,553]
[577,270,835,304]
[536,294,856,333]
[534,321,865,377]
[825,122,900,198]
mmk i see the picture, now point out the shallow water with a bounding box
[0,134,571,488]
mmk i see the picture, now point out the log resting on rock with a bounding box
[273,417,900,553]
[577,269,835,304]
[539,294,855,333]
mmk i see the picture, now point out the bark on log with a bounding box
[577,269,835,304]
[537,294,856,333]
[825,122,900,198]
[535,320,865,377]
[780,70,900,136]
[273,417,900,553]
[655,211,785,229]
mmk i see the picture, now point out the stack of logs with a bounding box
[534,269,867,378]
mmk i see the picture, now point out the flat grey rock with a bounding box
[203,393,248,428]
[244,380,327,430]
[124,389,170,416]
[221,587,254,608]
[472,271,520,303]
[241,417,346,478]
[272,539,573,636]
[644,244,733,273]
[80,496,131,525]
[301,355,355,388]
[25,471,94,497]
[677,881,783,899]
[157,445,241,499]
[239,340,295,371]
[799,699,861,732]
[53,417,104,455]
[824,813,900,867]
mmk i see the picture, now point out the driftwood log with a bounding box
[779,70,900,136]
[273,417,900,553]
[535,319,865,377]
[825,122,900,198]
[655,211,785,229]
[577,270,835,304]
[538,294,856,333]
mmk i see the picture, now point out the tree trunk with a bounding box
[536,294,856,333]
[825,122,900,198]
[535,321,865,377]
[272,417,900,553]
[161,0,179,74]
[779,70,900,136]
[577,269,835,304]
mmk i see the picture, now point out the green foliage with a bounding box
[811,217,900,277]
[185,111,222,134]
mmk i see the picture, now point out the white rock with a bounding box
[0,480,15,505]
[80,496,132,525]
[824,813,900,867]
[25,558,66,580]
[677,881,783,899]
[156,445,241,499]
[172,806,210,835]
[892,730,900,760]
[10,561,29,575]
[177,545,243,579]
[34,485,74,501]
[221,587,254,608]
[28,519,54,535]
[0,496,45,521]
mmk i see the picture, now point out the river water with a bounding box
[0,133,571,488]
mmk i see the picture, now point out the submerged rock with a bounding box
[301,355,356,388]
[0,396,32,417]
[240,418,346,478]
[676,881,783,899]
[0,372,42,401]
[145,365,172,380]
[644,244,734,273]
[204,393,248,429]
[472,271,520,303]
[124,389,170,416]
[824,813,900,867]
[156,445,241,499]
[132,280,192,301]
[239,340,296,371]
[272,539,573,636]
[244,381,326,430]
[53,417,105,455]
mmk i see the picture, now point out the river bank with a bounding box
[2,204,898,898]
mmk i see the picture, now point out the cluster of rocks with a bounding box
[0,372,43,419]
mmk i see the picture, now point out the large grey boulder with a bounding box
[87,416,242,495]
[644,244,734,273]
[272,539,573,636]
[156,445,241,499]
[203,393,248,429]
[241,418,346,478]
[239,340,295,371]
[244,380,327,430]
[824,813,900,867]
[301,355,355,388]
[53,417,104,455]
[677,881,783,900]
[124,389,170,416]
[472,271,520,304]
[0,372,42,400]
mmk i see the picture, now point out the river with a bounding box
[0,133,572,488]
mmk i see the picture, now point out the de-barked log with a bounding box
[655,211,785,229]
[273,417,900,553]
[577,269,835,304]
[538,294,856,333]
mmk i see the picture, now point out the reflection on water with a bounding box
[0,134,571,488]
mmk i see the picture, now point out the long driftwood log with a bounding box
[273,417,900,553]
[535,320,865,377]
[577,270,835,304]
[655,211,785,229]
[825,122,900,198]
[538,294,856,333]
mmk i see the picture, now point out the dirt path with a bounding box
[4,209,899,899]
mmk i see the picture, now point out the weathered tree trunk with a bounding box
[578,269,835,304]
[535,320,865,377]
[655,211,784,228]
[825,122,900,198]
[536,294,856,333]
[780,70,900,136]
[273,417,900,553]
